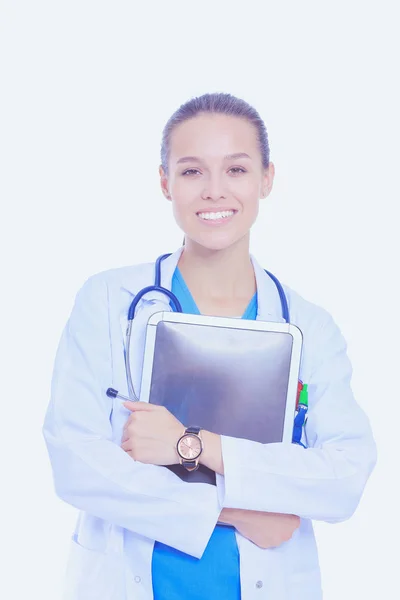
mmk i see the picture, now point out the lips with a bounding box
[196,208,238,215]
[195,209,237,226]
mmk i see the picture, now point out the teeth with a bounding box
[198,210,235,220]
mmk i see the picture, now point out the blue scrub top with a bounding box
[151,267,257,600]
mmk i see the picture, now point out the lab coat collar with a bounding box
[250,255,286,323]
[120,245,286,323]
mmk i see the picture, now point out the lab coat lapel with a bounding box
[250,254,287,323]
[119,247,184,400]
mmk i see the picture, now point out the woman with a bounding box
[43,92,377,600]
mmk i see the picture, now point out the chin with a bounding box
[189,231,245,252]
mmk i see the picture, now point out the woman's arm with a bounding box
[199,430,224,474]
[202,314,377,523]
[42,274,221,560]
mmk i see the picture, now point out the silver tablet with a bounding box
[140,312,303,484]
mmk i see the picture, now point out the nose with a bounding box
[201,173,227,201]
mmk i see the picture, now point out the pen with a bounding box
[292,383,308,446]
[106,387,137,402]
[298,383,308,409]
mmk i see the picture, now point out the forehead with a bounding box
[169,113,259,161]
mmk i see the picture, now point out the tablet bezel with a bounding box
[140,311,303,444]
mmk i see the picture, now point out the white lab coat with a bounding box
[42,247,377,600]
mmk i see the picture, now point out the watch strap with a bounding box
[182,460,199,471]
[185,425,201,434]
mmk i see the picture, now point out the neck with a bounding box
[178,234,256,299]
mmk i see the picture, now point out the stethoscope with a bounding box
[106,254,307,446]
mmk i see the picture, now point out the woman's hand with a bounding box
[121,401,184,465]
[220,507,300,549]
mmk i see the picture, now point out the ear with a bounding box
[261,162,275,198]
[159,165,171,201]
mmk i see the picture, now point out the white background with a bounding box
[1,1,399,598]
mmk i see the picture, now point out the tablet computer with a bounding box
[140,312,303,484]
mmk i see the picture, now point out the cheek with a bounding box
[172,178,199,201]
[242,178,262,198]
[241,189,260,217]
[170,182,196,221]
[241,205,259,232]
[171,199,190,227]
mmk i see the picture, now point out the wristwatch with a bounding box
[176,426,203,471]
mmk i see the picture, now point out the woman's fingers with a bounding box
[121,440,132,451]
[123,401,159,412]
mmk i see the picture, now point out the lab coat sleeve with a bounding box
[215,311,377,523]
[42,275,221,559]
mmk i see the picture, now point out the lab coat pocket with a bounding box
[287,569,322,600]
[63,534,125,600]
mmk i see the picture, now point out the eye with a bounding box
[182,169,200,176]
[182,167,247,176]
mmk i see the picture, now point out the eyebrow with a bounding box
[176,152,252,165]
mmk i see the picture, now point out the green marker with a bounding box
[298,383,308,408]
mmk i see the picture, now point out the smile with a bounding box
[197,210,237,221]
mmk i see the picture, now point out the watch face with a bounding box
[178,434,202,459]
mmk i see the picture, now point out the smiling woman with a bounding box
[42,92,377,600]
[159,99,274,259]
